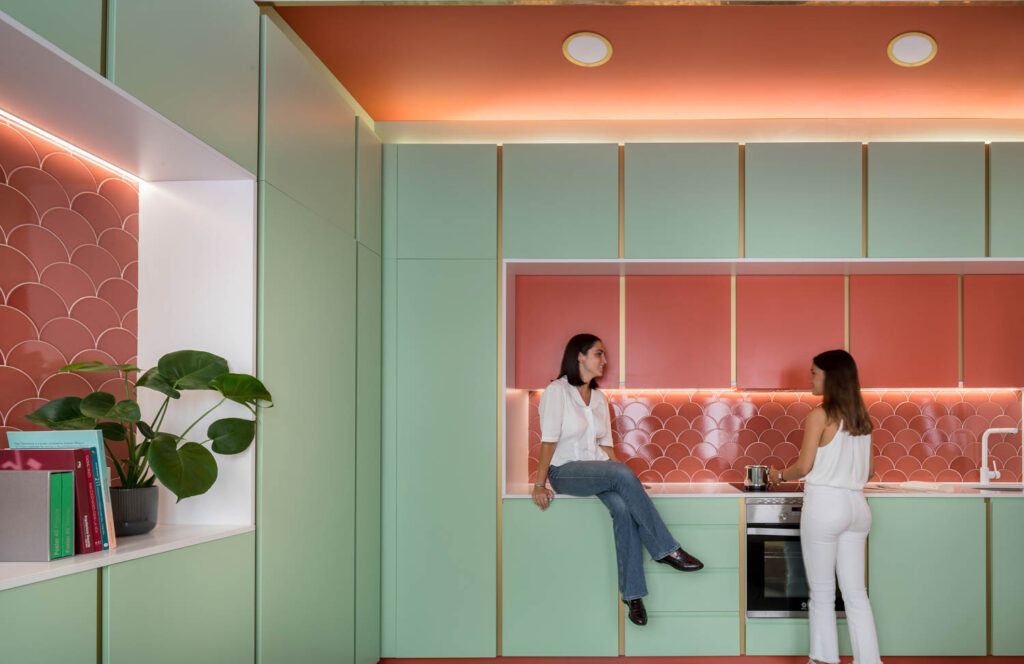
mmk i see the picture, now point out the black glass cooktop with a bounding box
[728,482,804,493]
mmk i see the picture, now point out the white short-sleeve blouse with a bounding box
[538,376,614,467]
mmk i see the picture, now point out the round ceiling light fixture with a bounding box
[887,31,938,67]
[563,32,612,67]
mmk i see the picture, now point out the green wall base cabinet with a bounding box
[867,498,986,655]
[502,498,618,656]
[104,533,255,664]
[745,618,852,656]
[992,498,1024,655]
[0,571,97,663]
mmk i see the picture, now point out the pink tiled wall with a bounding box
[0,117,139,442]
[525,389,1023,484]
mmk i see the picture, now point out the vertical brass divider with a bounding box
[844,275,851,352]
[730,275,737,387]
[738,497,746,655]
[738,144,746,258]
[986,496,992,655]
[958,275,965,387]
[619,144,625,260]
[620,276,627,388]
[495,145,503,657]
[96,567,103,663]
[619,145,626,390]
[985,142,991,257]
[618,592,625,656]
[862,143,869,258]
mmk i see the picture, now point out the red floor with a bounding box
[382,658,1024,663]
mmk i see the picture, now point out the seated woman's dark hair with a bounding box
[813,349,874,436]
[559,333,602,388]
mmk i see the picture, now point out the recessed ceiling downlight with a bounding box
[563,32,612,67]
[888,32,937,67]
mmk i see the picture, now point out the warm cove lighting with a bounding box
[0,107,141,183]
[887,31,938,67]
[562,32,612,67]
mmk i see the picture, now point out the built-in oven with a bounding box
[745,495,845,618]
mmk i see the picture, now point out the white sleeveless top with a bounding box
[802,420,872,491]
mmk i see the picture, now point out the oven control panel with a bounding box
[746,496,803,525]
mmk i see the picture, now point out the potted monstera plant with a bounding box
[25,350,272,536]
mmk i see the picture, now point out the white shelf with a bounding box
[0,524,255,592]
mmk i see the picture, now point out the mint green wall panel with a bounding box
[503,144,618,259]
[0,0,102,73]
[356,118,382,254]
[105,533,255,664]
[394,259,496,656]
[992,499,1024,655]
[258,184,357,662]
[867,498,985,655]
[262,14,356,236]
[355,244,382,664]
[746,143,862,258]
[745,618,852,656]
[502,498,618,656]
[989,143,1024,257]
[867,142,985,257]
[626,613,740,656]
[112,0,258,173]
[624,143,739,258]
[0,571,97,663]
[394,145,496,259]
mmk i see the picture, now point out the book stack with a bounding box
[0,470,74,561]
[1,430,118,561]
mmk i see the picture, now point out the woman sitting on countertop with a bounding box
[769,349,883,664]
[532,332,704,627]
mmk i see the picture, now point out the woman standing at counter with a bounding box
[769,349,883,664]
[532,333,704,627]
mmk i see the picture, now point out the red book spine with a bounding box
[75,449,103,553]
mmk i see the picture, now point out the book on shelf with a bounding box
[6,430,117,550]
[0,470,74,562]
[0,448,102,553]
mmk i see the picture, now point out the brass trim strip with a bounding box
[738,144,745,259]
[618,591,625,656]
[844,275,851,352]
[986,496,992,656]
[96,568,103,663]
[496,144,503,657]
[738,497,746,655]
[985,142,991,258]
[619,145,626,389]
[862,143,869,258]
[620,276,626,388]
[730,275,737,387]
[958,274,964,387]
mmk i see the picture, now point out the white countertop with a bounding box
[505,481,1024,499]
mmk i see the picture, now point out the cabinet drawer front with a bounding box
[643,569,739,612]
[625,612,740,656]
[652,498,740,525]
[746,618,852,656]
[645,524,740,571]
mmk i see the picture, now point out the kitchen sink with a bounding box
[964,484,1024,492]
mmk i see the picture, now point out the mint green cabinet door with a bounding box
[392,259,496,656]
[105,533,255,664]
[356,118,382,254]
[989,143,1024,257]
[0,0,102,73]
[394,145,496,259]
[992,499,1024,655]
[746,618,852,656]
[624,143,739,258]
[867,142,985,257]
[503,144,618,259]
[0,571,97,663]
[259,184,357,662]
[112,0,259,173]
[502,498,618,656]
[745,143,862,258]
[867,498,986,655]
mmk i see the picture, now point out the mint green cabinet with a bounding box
[390,259,496,656]
[746,618,852,656]
[626,498,741,656]
[867,142,985,257]
[867,498,986,655]
[0,571,97,663]
[989,143,1024,257]
[393,145,496,259]
[624,143,739,258]
[502,498,618,656]
[112,0,259,173]
[992,498,1024,655]
[0,0,102,73]
[745,143,862,258]
[104,533,255,664]
[356,118,382,254]
[503,144,618,259]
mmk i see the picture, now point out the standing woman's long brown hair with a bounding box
[813,349,873,436]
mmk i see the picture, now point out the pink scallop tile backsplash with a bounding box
[524,389,1023,484]
[0,117,138,442]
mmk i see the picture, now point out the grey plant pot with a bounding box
[110,486,159,537]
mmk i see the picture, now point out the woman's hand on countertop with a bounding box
[532,485,555,511]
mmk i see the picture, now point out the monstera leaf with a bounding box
[148,434,218,501]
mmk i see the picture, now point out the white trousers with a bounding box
[800,484,883,664]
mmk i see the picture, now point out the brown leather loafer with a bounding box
[623,598,647,626]
[656,547,704,572]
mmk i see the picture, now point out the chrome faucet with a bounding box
[980,427,1019,485]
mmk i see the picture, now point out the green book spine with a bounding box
[49,473,62,560]
[61,472,74,558]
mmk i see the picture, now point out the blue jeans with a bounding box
[547,460,680,600]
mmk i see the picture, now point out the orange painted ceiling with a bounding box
[277,4,1024,122]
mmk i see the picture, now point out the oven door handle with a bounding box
[746,527,801,536]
